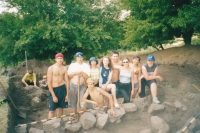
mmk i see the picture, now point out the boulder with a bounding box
[139,129,152,133]
[80,112,96,130]
[15,126,27,133]
[29,127,44,133]
[64,122,81,132]
[30,97,42,108]
[148,103,165,115]
[96,113,109,129]
[43,118,64,133]
[174,100,187,111]
[108,106,125,123]
[132,97,149,110]
[151,116,169,132]
[122,103,137,112]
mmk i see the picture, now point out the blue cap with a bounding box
[146,54,155,61]
[76,52,83,57]
[89,57,98,64]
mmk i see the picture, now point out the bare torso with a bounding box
[50,64,66,88]
[89,88,104,106]
[111,61,122,82]
[70,76,85,85]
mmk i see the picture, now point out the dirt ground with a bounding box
[1,45,200,133]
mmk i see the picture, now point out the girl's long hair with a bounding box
[100,56,113,69]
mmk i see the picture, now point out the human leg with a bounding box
[106,84,119,108]
[119,83,130,103]
[138,78,146,98]
[150,81,160,104]
[57,108,63,117]
[48,111,56,118]
[132,82,139,98]
[69,83,78,113]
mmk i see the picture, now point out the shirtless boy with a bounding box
[111,51,122,95]
[68,52,90,113]
[47,53,69,118]
[82,78,115,116]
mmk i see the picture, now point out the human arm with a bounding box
[82,90,98,105]
[22,73,28,87]
[102,70,113,90]
[33,73,37,87]
[96,88,115,116]
[65,67,69,102]
[47,67,58,103]
[142,66,163,82]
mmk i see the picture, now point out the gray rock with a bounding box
[157,129,167,133]
[96,113,109,129]
[80,112,96,130]
[15,126,27,133]
[148,103,165,115]
[174,100,187,111]
[115,118,121,124]
[43,118,64,133]
[151,116,169,132]
[132,97,149,110]
[108,106,125,123]
[64,122,81,132]
[29,127,44,133]
[30,97,41,107]
[195,130,200,133]
[139,129,152,133]
[122,103,137,112]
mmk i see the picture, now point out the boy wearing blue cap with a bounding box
[139,54,163,104]
[68,52,90,113]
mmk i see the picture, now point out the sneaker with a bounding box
[153,97,161,104]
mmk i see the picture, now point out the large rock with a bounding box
[139,129,152,133]
[15,126,27,133]
[122,103,137,112]
[132,97,149,110]
[29,127,44,133]
[148,103,165,115]
[30,97,42,108]
[43,118,64,133]
[80,112,96,130]
[96,113,109,129]
[151,116,169,132]
[108,106,125,123]
[64,122,81,132]
[174,100,187,111]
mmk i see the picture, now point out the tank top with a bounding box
[101,66,111,84]
[90,67,100,80]
[119,72,131,83]
[143,63,158,75]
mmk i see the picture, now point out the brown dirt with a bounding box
[2,45,200,133]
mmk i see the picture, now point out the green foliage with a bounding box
[0,0,124,67]
[191,37,200,45]
[120,0,200,48]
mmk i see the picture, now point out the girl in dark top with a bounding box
[99,56,119,108]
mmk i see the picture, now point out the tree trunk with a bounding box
[182,29,194,45]
[159,44,164,50]
[152,46,160,51]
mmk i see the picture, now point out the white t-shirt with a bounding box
[68,62,90,77]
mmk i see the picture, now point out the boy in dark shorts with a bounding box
[47,53,69,118]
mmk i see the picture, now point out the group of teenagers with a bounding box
[23,51,164,118]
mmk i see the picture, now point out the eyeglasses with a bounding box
[123,61,128,63]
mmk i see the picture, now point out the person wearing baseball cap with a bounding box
[139,54,163,104]
[81,78,115,116]
[47,53,69,118]
[68,52,90,113]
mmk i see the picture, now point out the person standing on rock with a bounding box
[68,52,90,113]
[22,70,37,87]
[81,78,115,116]
[47,53,69,118]
[110,51,123,98]
[139,54,163,104]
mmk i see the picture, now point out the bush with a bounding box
[191,38,200,45]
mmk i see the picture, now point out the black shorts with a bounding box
[48,84,68,111]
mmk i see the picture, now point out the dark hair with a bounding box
[100,56,113,69]
[111,51,119,56]
[28,70,33,74]
[133,55,141,62]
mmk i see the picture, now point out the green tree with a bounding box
[0,0,124,67]
[120,0,200,49]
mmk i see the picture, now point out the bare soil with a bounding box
[1,45,200,133]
